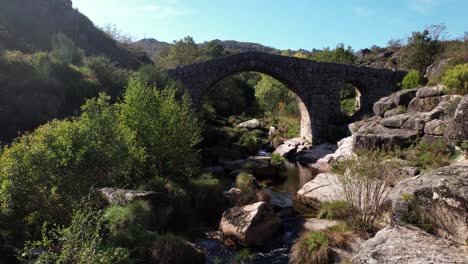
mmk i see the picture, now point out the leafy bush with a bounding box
[21,203,129,263]
[290,231,329,264]
[317,201,352,220]
[148,233,204,264]
[401,70,423,89]
[0,94,141,237]
[119,77,202,182]
[442,63,468,95]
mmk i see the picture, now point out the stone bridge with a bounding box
[166,51,406,143]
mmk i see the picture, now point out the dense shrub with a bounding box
[21,203,129,263]
[119,78,202,182]
[401,70,423,89]
[442,63,468,95]
[312,43,357,64]
[0,94,140,238]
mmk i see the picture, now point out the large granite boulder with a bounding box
[424,118,449,135]
[415,85,444,98]
[351,226,468,264]
[425,95,462,122]
[236,119,260,129]
[96,188,157,206]
[401,112,428,131]
[373,96,395,117]
[444,95,468,143]
[297,173,343,209]
[354,123,419,150]
[373,89,418,117]
[408,96,444,112]
[219,202,281,246]
[381,113,412,128]
[387,162,468,244]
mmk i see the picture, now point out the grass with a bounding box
[405,139,454,171]
[290,231,330,264]
[317,201,353,220]
[270,153,285,166]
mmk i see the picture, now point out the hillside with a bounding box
[0,0,149,68]
[135,38,282,59]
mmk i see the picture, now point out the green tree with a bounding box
[400,29,441,73]
[161,36,201,68]
[312,43,357,64]
[255,74,294,113]
[201,40,225,59]
[119,78,202,182]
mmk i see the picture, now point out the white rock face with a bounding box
[297,173,343,209]
[273,137,310,158]
[236,119,260,129]
[219,202,281,246]
[351,226,468,264]
[303,218,340,231]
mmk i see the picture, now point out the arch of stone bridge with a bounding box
[166,51,406,144]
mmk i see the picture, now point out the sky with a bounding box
[72,0,468,50]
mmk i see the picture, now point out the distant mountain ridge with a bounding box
[134,38,303,59]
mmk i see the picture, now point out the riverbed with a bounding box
[197,159,318,264]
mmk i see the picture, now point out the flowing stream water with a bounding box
[197,154,318,264]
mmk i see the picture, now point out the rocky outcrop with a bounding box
[387,163,468,244]
[311,136,355,173]
[353,123,419,150]
[354,85,465,150]
[96,188,157,206]
[444,95,468,143]
[219,202,281,246]
[236,119,261,129]
[297,173,343,209]
[351,226,468,264]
